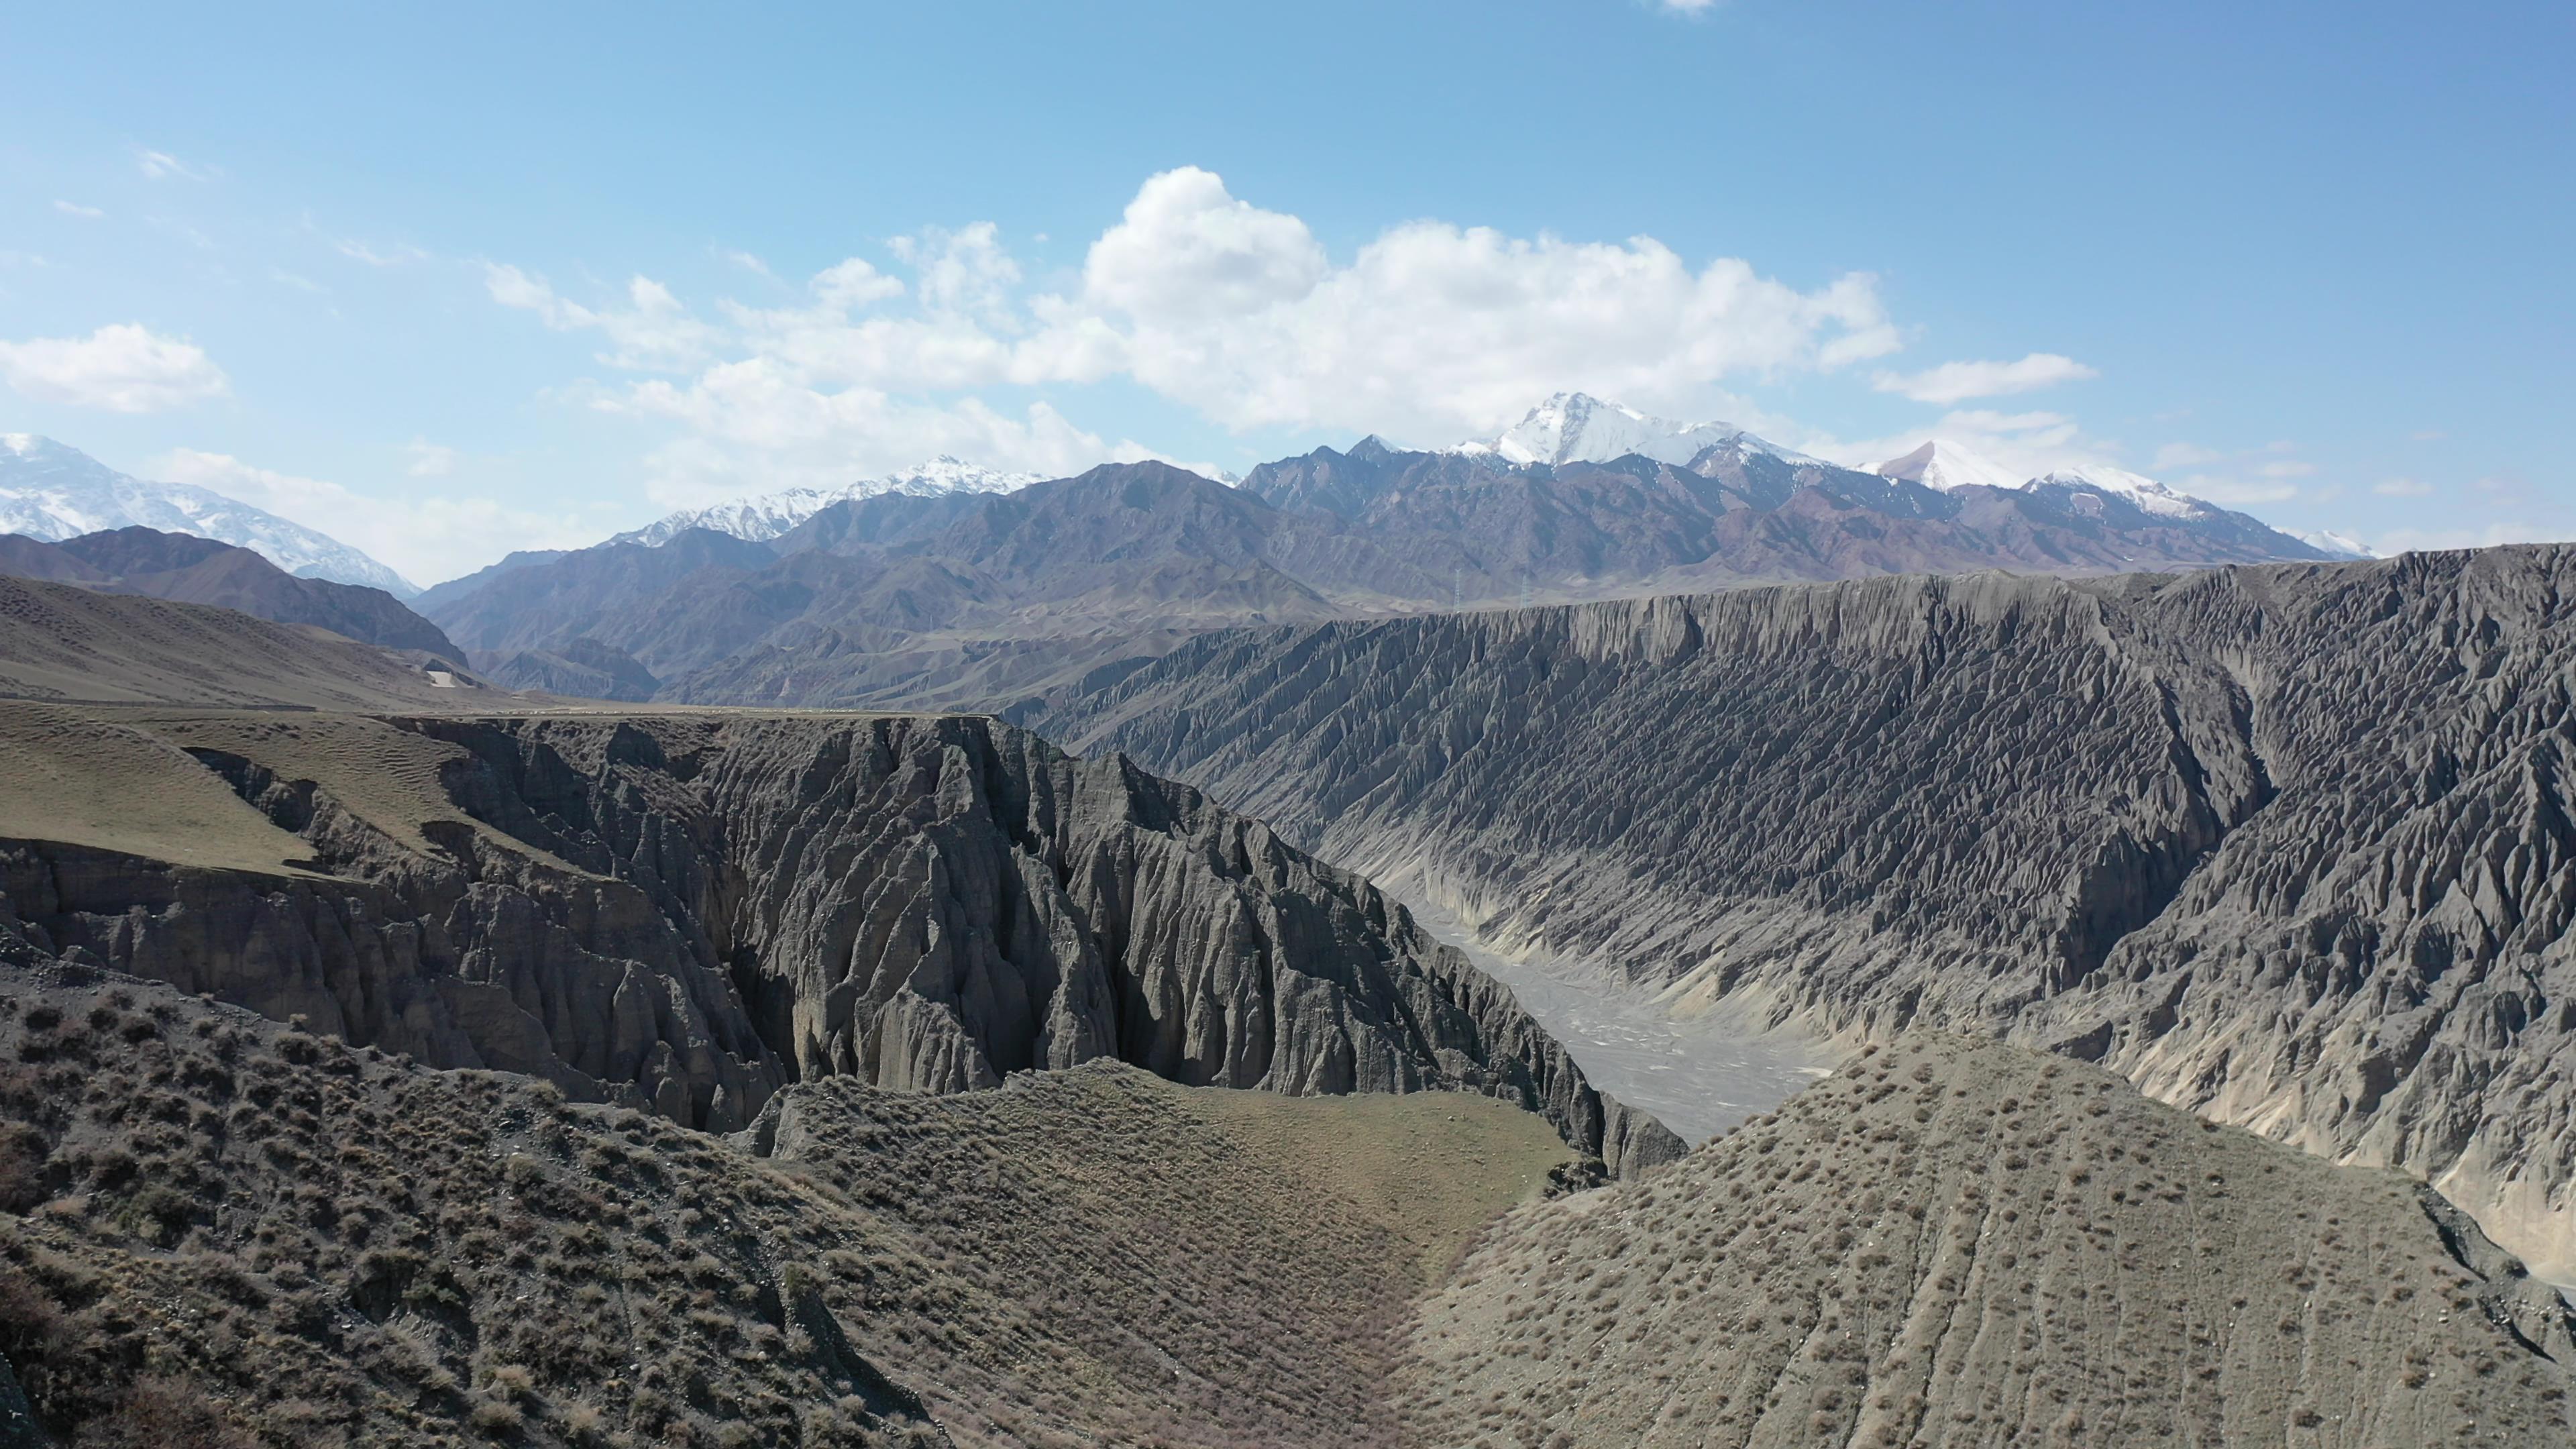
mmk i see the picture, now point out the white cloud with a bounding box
[133,147,214,182]
[2255,459,2316,478]
[406,439,458,477]
[1072,168,1898,439]
[608,365,1128,508]
[1871,352,2097,405]
[0,323,230,411]
[483,264,720,371]
[268,268,325,294]
[718,248,777,280]
[1656,0,1721,11]
[156,449,605,586]
[335,237,431,266]
[2374,477,2433,496]
[486,166,1903,492]
[52,201,104,220]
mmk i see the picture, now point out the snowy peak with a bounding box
[2294,529,2377,560]
[1870,439,2027,493]
[614,457,1044,547]
[0,435,418,596]
[2029,464,2213,521]
[1454,392,1815,469]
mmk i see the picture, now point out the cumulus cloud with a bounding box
[156,449,605,586]
[0,324,230,411]
[2374,477,2432,496]
[1872,352,2097,405]
[483,166,1904,497]
[1078,167,1898,438]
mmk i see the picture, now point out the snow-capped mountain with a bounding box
[612,456,1046,547]
[1866,440,2216,519]
[1455,392,1818,468]
[0,434,419,596]
[1870,439,2028,493]
[2293,529,2377,560]
[2027,464,2213,521]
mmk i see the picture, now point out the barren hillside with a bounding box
[1406,1034,2575,1448]
[1030,546,2576,1279]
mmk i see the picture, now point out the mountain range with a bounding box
[376,396,2347,709]
[0,433,419,596]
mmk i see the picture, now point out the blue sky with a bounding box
[3,1,2569,584]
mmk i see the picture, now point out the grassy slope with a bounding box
[0,965,1566,1449]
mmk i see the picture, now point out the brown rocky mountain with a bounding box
[1027,545,2576,1282]
[0,525,460,656]
[417,441,2333,711]
[0,575,504,710]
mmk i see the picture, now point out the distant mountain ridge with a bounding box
[0,525,460,656]
[0,434,419,596]
[419,413,2343,709]
[610,455,1045,547]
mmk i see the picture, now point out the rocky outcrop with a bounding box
[1403,1034,2576,1447]
[0,708,1678,1170]
[1027,545,2576,1277]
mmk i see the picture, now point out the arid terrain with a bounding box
[2,507,2572,1445]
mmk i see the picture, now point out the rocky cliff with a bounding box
[1028,545,2576,1279]
[0,705,1678,1172]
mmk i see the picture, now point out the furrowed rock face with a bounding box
[0,708,1677,1171]
[1403,1034,2576,1448]
[1026,545,2576,1278]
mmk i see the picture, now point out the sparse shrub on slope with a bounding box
[0,963,1566,1448]
[1402,1034,2576,1448]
